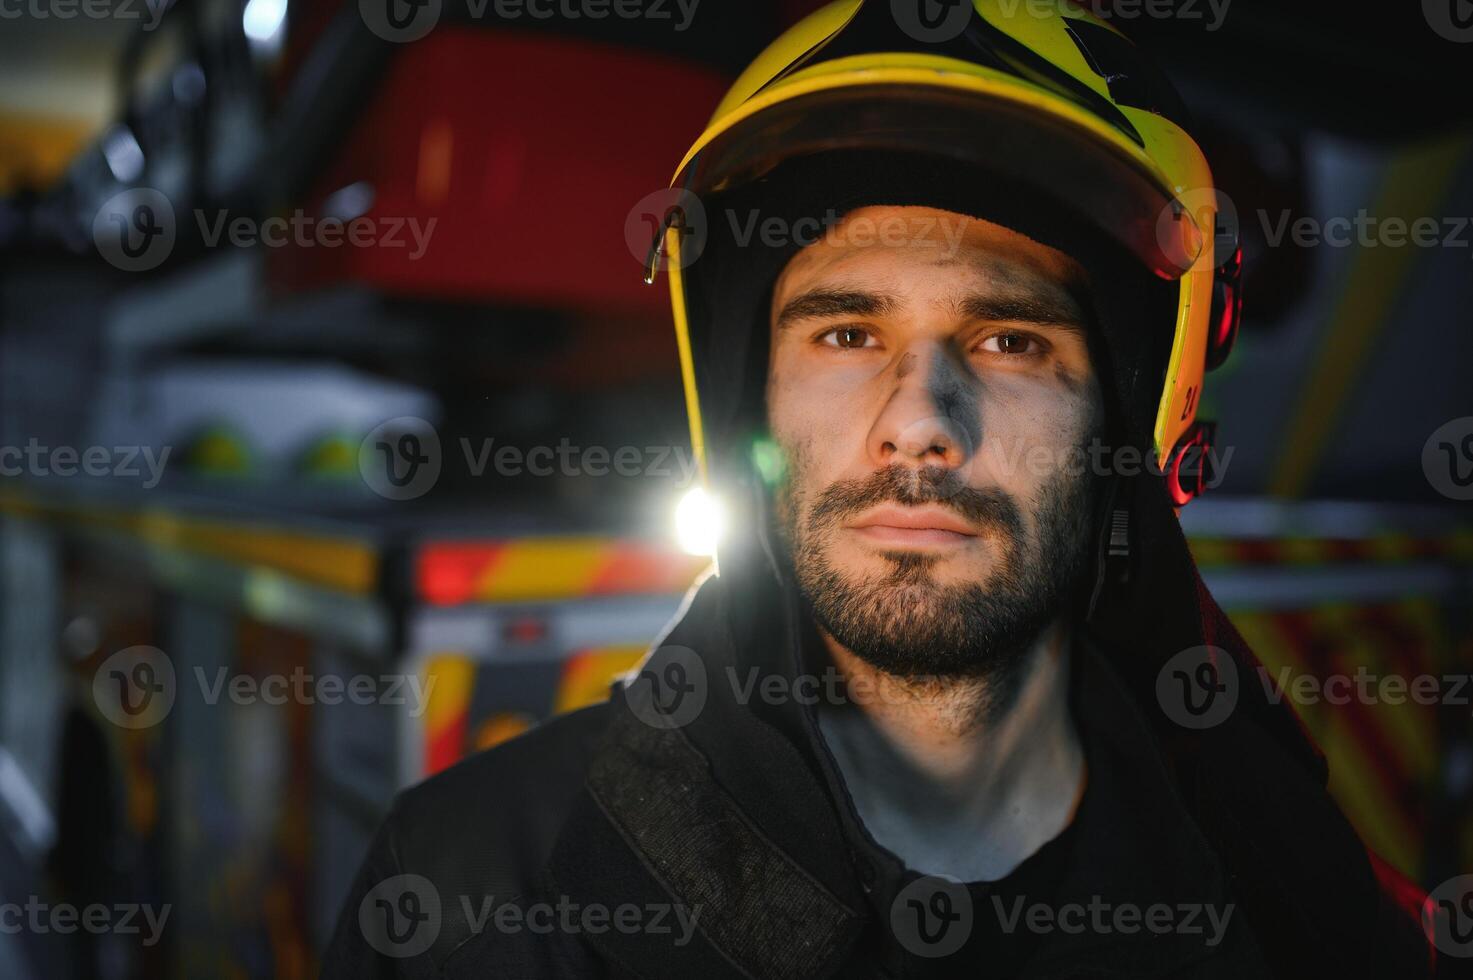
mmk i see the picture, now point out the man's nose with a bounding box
[865,344,979,470]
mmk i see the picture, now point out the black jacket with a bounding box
[323,513,1443,979]
[325,152,1445,979]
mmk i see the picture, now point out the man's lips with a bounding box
[844,505,978,548]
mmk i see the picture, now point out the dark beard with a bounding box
[783,462,1096,689]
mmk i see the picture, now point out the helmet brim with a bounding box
[669,76,1204,281]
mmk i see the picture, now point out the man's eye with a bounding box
[821,327,876,349]
[978,332,1040,355]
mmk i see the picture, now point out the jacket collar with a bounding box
[546,555,1266,978]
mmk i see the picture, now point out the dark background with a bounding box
[0,1,1469,976]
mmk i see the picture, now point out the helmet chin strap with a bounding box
[1085,472,1134,625]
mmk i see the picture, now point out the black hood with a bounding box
[671,147,1323,774]
[539,147,1364,977]
[529,152,1433,975]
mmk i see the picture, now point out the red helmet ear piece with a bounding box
[1165,420,1217,506]
[1205,242,1242,371]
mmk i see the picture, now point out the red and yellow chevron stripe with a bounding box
[1190,531,1473,569]
[417,537,709,605]
[1234,599,1447,878]
[419,646,652,776]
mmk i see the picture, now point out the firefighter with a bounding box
[326,3,1444,976]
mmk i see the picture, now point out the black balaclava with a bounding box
[672,147,1322,775]
[685,149,1169,612]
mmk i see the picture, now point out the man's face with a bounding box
[766,206,1106,683]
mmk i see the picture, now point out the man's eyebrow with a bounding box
[774,289,895,330]
[953,292,1086,331]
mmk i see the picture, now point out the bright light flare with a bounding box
[675,487,724,558]
[243,0,288,55]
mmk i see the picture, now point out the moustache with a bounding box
[807,465,1022,538]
